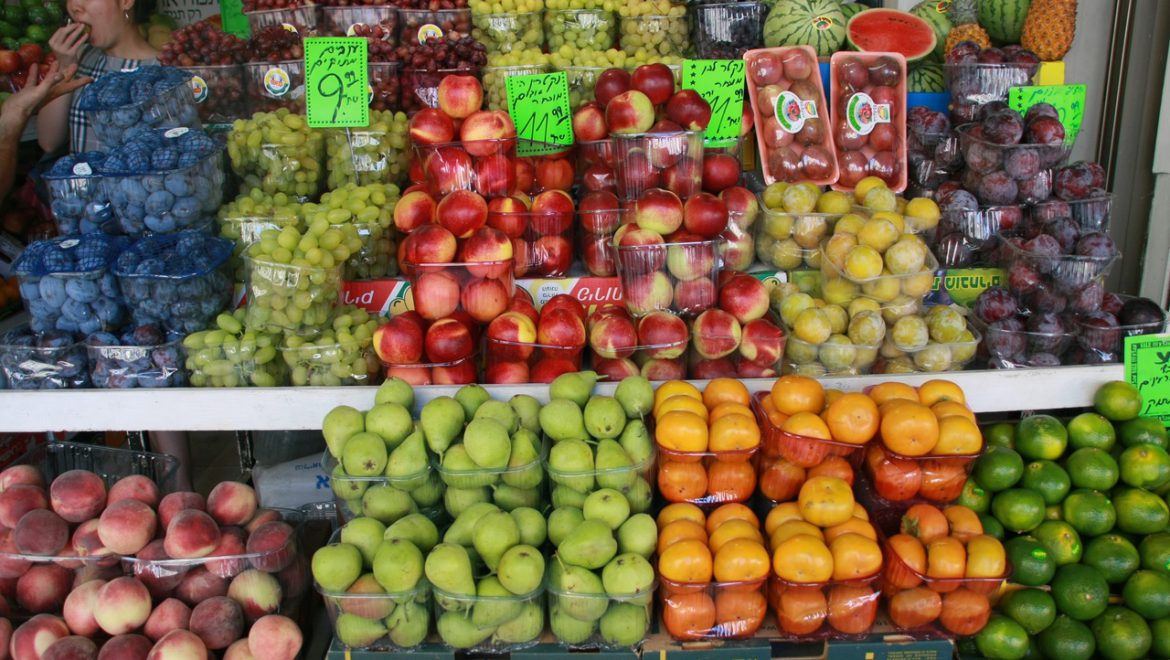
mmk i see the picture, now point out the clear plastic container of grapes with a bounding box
[43,160,114,236]
[611,130,704,201]
[244,258,343,336]
[338,222,397,280]
[325,124,411,189]
[691,1,763,59]
[14,234,130,335]
[369,62,402,113]
[102,144,226,236]
[483,64,548,111]
[87,338,187,388]
[559,65,607,110]
[0,326,90,390]
[113,231,234,334]
[183,325,290,387]
[544,8,615,51]
[321,5,397,40]
[618,13,690,57]
[472,11,543,53]
[184,64,249,124]
[547,581,656,650]
[244,5,320,33]
[228,127,324,201]
[397,8,473,45]
[83,74,202,149]
[1031,194,1114,234]
[278,333,379,386]
[219,214,300,284]
[244,60,307,113]
[614,237,721,317]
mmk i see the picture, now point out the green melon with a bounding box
[763,0,847,56]
[845,9,937,63]
[908,62,946,92]
[978,0,1032,44]
[911,0,952,61]
[840,2,868,21]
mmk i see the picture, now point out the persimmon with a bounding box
[865,444,922,502]
[938,588,990,635]
[705,503,758,535]
[781,411,832,441]
[827,584,879,634]
[658,539,713,583]
[823,392,880,445]
[879,401,940,456]
[709,402,755,424]
[824,517,877,543]
[657,502,706,529]
[655,380,702,415]
[657,519,709,556]
[965,535,1006,581]
[662,591,716,640]
[931,415,982,455]
[758,458,806,502]
[655,410,709,454]
[703,377,751,409]
[828,533,882,581]
[943,505,984,543]
[867,382,919,406]
[774,585,827,635]
[770,520,824,547]
[900,503,949,543]
[926,536,967,592]
[714,589,767,638]
[763,502,803,536]
[772,534,833,584]
[807,455,855,486]
[713,538,770,582]
[708,413,761,454]
[797,476,855,527]
[706,460,756,502]
[885,533,927,590]
[656,395,710,422]
[918,459,969,502]
[931,400,976,422]
[918,379,966,406]
[887,587,942,630]
[658,460,708,503]
[708,519,764,553]
[771,375,825,415]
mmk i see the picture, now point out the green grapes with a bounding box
[617,1,690,58]
[218,191,304,284]
[302,182,401,280]
[183,310,288,387]
[470,4,545,53]
[279,306,380,386]
[324,110,410,189]
[544,8,615,51]
[227,110,325,200]
[244,221,354,335]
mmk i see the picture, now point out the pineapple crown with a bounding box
[949,0,978,25]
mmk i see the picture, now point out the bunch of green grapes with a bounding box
[617,1,690,58]
[544,7,614,51]
[324,110,410,189]
[227,110,324,200]
[470,0,545,53]
[303,182,401,280]
[218,191,305,283]
[184,310,288,387]
[483,50,550,110]
[279,306,380,386]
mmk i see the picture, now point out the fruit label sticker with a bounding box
[218,0,250,38]
[164,127,189,138]
[774,91,818,134]
[1124,334,1170,423]
[72,163,92,176]
[846,92,889,136]
[189,75,208,104]
[303,37,369,128]
[281,23,299,34]
[506,70,573,156]
[812,15,835,31]
[682,59,745,147]
[264,67,291,97]
[346,23,366,36]
[1009,84,1086,147]
[417,23,443,44]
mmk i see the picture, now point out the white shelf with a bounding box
[0,365,1125,433]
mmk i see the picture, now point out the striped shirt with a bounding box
[68,45,157,153]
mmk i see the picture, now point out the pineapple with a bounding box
[948,0,978,25]
[1022,0,1077,61]
[945,23,993,54]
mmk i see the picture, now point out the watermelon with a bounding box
[910,1,952,61]
[845,9,937,63]
[978,0,1032,44]
[908,62,946,92]
[763,0,847,56]
[840,2,868,21]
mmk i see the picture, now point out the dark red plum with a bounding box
[838,150,868,187]
[1102,292,1125,315]
[796,118,824,146]
[940,189,979,213]
[978,171,1019,205]
[947,40,981,64]
[1017,171,1053,204]
[838,58,869,91]
[1004,148,1041,180]
[1010,50,1041,77]
[1074,231,1116,259]
[976,47,1007,64]
[1054,161,1103,201]
[1046,218,1081,253]
[1023,233,1062,258]
[836,121,866,150]
[1024,283,1067,314]
[1068,280,1105,314]
[869,151,899,181]
[974,286,1020,323]
[1119,297,1166,327]
[982,111,1025,145]
[978,100,1012,121]
[1032,199,1071,224]
[936,233,976,267]
[1025,116,1065,145]
[937,181,963,198]
[986,317,1026,357]
[953,103,980,124]
[1008,261,1042,295]
[1079,311,1121,354]
[868,57,900,87]
[1025,103,1061,124]
[802,145,835,181]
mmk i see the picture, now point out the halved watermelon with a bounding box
[846,9,937,63]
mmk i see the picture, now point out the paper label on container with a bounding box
[264,67,291,97]
[846,92,889,136]
[164,127,189,138]
[417,24,443,44]
[190,75,208,103]
[72,163,92,176]
[775,91,818,134]
[1125,333,1170,424]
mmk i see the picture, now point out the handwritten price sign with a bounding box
[506,71,573,157]
[1125,334,1170,424]
[219,0,250,38]
[682,59,745,147]
[304,37,369,128]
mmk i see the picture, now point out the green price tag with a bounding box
[1124,333,1170,424]
[506,71,573,157]
[682,59,745,147]
[303,37,369,129]
[932,267,1005,308]
[219,0,250,39]
[1008,84,1086,146]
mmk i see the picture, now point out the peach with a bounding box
[593,357,640,381]
[247,615,301,660]
[202,529,247,579]
[16,564,72,613]
[243,510,281,535]
[164,510,220,560]
[226,570,282,622]
[641,358,687,381]
[739,318,786,367]
[424,318,474,363]
[62,579,104,637]
[0,531,29,579]
[536,158,574,192]
[530,190,575,235]
[616,227,667,273]
[70,519,108,561]
[485,361,530,384]
[507,290,540,325]
[175,566,228,606]
[408,107,455,145]
[0,465,45,492]
[437,74,483,119]
[94,577,152,636]
[720,229,755,272]
[532,235,572,276]
[10,615,69,660]
[71,564,120,589]
[588,312,638,360]
[633,188,683,235]
[0,484,48,528]
[719,186,759,229]
[48,471,106,524]
[637,311,689,359]
[337,574,393,619]
[423,146,475,196]
[244,521,294,573]
[606,90,655,134]
[460,277,510,324]
[486,311,537,361]
[432,359,477,385]
[413,271,461,321]
[392,190,437,233]
[737,361,778,378]
[157,492,205,530]
[624,272,674,315]
[573,102,609,142]
[384,365,431,386]
[97,636,152,660]
[486,196,530,239]
[274,555,308,601]
[473,153,517,198]
[530,358,579,383]
[435,189,488,239]
[372,315,424,366]
[461,227,513,279]
[97,498,156,555]
[667,241,716,282]
[718,273,770,324]
[43,636,98,660]
[223,640,255,660]
[206,482,257,528]
[513,157,535,192]
[189,597,244,650]
[146,630,207,660]
[460,110,516,157]
[537,308,586,351]
[692,308,743,359]
[132,541,184,599]
[106,475,159,508]
[14,509,68,556]
[403,224,458,266]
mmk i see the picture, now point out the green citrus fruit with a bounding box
[976,614,1030,660]
[1119,443,1170,489]
[992,488,1047,533]
[1095,381,1143,422]
[1005,536,1056,587]
[1062,488,1117,537]
[1143,533,1170,575]
[1038,614,1096,660]
[1113,487,1170,535]
[1065,447,1120,491]
[979,513,1005,540]
[1082,534,1140,584]
[1052,564,1109,621]
[1149,617,1170,658]
[974,446,1026,492]
[1020,459,1072,505]
[1067,412,1117,451]
[1016,414,1069,460]
[1092,605,1152,660]
[999,588,1057,635]
[1122,569,1170,620]
[957,477,992,513]
[1032,519,1083,566]
[1119,417,1168,449]
[984,421,1016,449]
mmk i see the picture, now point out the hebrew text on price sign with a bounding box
[506,71,573,157]
[1125,333,1170,424]
[304,37,369,128]
[682,59,745,147]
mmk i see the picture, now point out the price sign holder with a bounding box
[304,37,369,129]
[219,0,250,39]
[506,71,573,157]
[682,59,745,148]
[1008,84,1086,147]
[1124,333,1170,424]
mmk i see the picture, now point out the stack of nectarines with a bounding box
[484,293,589,384]
[586,304,689,382]
[687,272,787,379]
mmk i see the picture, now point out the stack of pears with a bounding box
[542,372,657,513]
[426,503,548,651]
[322,378,443,523]
[425,384,547,518]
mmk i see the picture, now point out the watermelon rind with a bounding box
[763,0,847,56]
[840,2,868,21]
[845,9,938,63]
[908,61,946,92]
[978,0,1032,44]
[910,0,953,61]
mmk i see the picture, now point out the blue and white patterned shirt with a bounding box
[68,45,157,153]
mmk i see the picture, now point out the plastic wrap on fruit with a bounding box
[44,152,113,235]
[0,327,90,390]
[86,324,187,388]
[14,234,130,335]
[77,66,202,148]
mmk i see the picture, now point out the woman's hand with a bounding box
[48,23,89,68]
[2,60,90,124]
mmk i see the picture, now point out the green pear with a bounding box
[386,600,428,648]
[342,432,389,477]
[617,514,657,559]
[463,419,512,470]
[583,488,631,530]
[550,603,596,644]
[540,399,588,442]
[549,370,598,408]
[471,576,523,627]
[509,507,547,547]
[548,507,584,547]
[473,510,520,572]
[323,405,364,458]
[548,439,595,492]
[409,471,443,508]
[455,384,491,419]
[501,429,543,490]
[623,476,653,514]
[361,485,417,525]
[384,514,438,553]
[600,602,649,647]
[340,517,386,567]
[439,444,497,488]
[374,376,414,410]
[424,543,476,609]
[386,429,428,490]
[614,376,654,419]
[437,610,494,649]
[474,400,519,434]
[372,538,424,593]
[444,486,492,519]
[330,463,367,503]
[618,419,653,465]
[492,485,541,511]
[444,502,500,546]
[311,542,363,592]
[584,396,626,439]
[335,612,387,648]
[509,395,542,433]
[551,563,607,621]
[365,403,414,449]
[595,439,636,490]
[497,544,545,596]
[492,599,543,643]
[601,553,655,602]
[420,396,465,456]
[552,485,587,510]
[559,519,617,570]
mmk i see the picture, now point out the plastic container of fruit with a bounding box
[397,8,472,46]
[381,352,479,386]
[482,63,548,111]
[472,10,543,53]
[87,337,187,388]
[113,232,234,334]
[15,234,130,335]
[401,258,514,323]
[829,52,907,193]
[614,237,721,317]
[368,61,402,113]
[782,334,881,378]
[244,60,306,113]
[498,209,575,278]
[558,65,607,110]
[1076,295,1168,361]
[244,5,319,33]
[978,318,1077,369]
[411,136,519,197]
[997,232,1118,292]
[183,327,290,387]
[321,5,397,39]
[751,392,864,468]
[819,242,939,299]
[861,443,979,505]
[936,204,1025,249]
[945,62,1035,123]
[14,440,181,491]
[1031,193,1114,233]
[184,64,249,123]
[610,130,704,201]
[547,582,656,649]
[101,144,225,237]
[574,139,616,193]
[83,75,202,149]
[743,46,838,186]
[434,431,546,508]
[321,452,438,524]
[324,127,410,189]
[882,326,982,374]
[767,572,882,641]
[756,208,841,271]
[544,9,615,51]
[880,538,1008,636]
[279,335,379,387]
[432,582,545,653]
[339,222,398,281]
[318,545,431,650]
[484,338,585,384]
[576,205,631,277]
[687,313,786,380]
[691,2,764,60]
[229,129,324,201]
[618,13,689,57]
[44,157,114,235]
[544,443,656,503]
[244,258,343,336]
[589,337,690,382]
[655,445,758,506]
[659,577,767,641]
[219,214,299,283]
[956,123,1073,186]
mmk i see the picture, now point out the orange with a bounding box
[781,411,832,441]
[709,413,761,453]
[658,502,706,529]
[931,415,982,456]
[931,400,976,422]
[824,517,877,543]
[658,460,708,503]
[706,460,756,502]
[827,584,879,634]
[714,589,767,638]
[926,537,967,590]
[773,535,834,584]
[823,393,880,445]
[662,591,716,641]
[943,505,984,543]
[770,520,824,547]
[709,402,755,424]
[900,503,949,543]
[797,476,855,528]
[775,585,827,635]
[852,502,870,520]
[706,503,759,535]
[879,401,940,457]
[829,533,883,581]
[656,410,709,453]
[764,502,804,536]
[886,533,927,589]
[771,375,825,416]
[703,377,751,409]
[918,379,966,407]
[655,380,703,414]
[868,382,920,406]
[758,457,806,502]
[708,519,765,553]
[658,538,714,583]
[713,538,771,582]
[656,395,710,422]
[658,519,709,555]
[807,455,855,486]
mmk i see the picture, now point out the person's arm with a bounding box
[36,23,89,154]
[0,61,88,200]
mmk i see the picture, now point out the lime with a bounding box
[22,23,45,41]
[992,488,1047,533]
[1020,460,1072,505]
[1151,617,1170,658]
[1119,443,1170,489]
[1122,569,1170,619]
[1083,534,1141,584]
[1065,447,1120,491]
[1143,533,1170,575]
[1119,417,1169,449]
[1092,605,1152,660]
[1000,588,1057,634]
[2,6,25,25]
[976,614,1031,660]
[1005,536,1057,586]
[1032,519,1083,566]
[1113,487,1170,535]
[979,513,1005,540]
[974,446,1026,492]
[1062,489,1117,537]
[957,477,992,513]
[1067,412,1117,451]
[1038,615,1097,660]
[1016,414,1069,460]
[1045,504,1063,520]
[1095,381,1143,422]
[985,421,1016,448]
[1053,564,1110,621]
